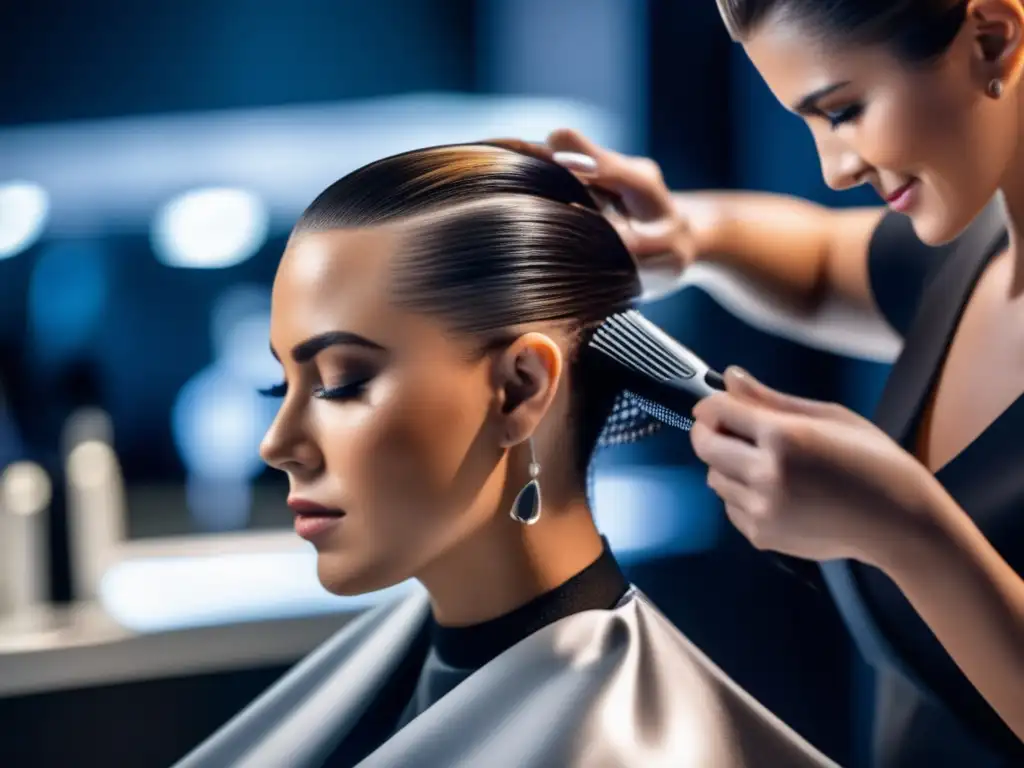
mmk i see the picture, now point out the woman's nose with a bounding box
[260,412,322,475]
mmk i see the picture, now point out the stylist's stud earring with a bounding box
[987,78,1004,98]
[510,437,542,525]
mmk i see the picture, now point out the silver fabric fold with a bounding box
[175,587,839,767]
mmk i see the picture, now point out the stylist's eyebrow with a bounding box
[792,81,851,115]
[270,331,387,363]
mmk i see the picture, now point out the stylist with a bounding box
[543,1,1024,766]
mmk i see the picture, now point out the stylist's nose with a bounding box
[816,133,870,192]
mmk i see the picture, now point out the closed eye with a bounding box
[257,379,371,401]
[823,103,863,130]
[313,379,371,401]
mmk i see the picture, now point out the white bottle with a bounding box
[0,461,51,618]
[63,409,126,602]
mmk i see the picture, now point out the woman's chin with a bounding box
[316,556,402,597]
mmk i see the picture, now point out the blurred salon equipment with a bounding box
[0,462,51,624]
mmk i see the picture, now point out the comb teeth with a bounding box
[590,310,696,382]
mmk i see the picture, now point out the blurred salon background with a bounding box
[0,2,888,766]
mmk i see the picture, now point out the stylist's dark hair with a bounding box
[294,142,641,477]
[717,0,969,63]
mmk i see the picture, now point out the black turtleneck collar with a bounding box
[430,539,628,670]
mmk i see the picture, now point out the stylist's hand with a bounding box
[690,367,945,568]
[546,129,700,275]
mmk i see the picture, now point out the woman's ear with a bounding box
[492,332,564,447]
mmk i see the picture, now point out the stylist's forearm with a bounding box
[881,489,1024,741]
[673,191,832,306]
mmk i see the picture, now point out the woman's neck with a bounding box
[416,496,604,627]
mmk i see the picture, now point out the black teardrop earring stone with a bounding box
[510,479,541,525]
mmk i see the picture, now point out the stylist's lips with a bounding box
[884,179,920,213]
[288,498,346,541]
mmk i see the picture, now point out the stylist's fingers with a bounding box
[706,470,756,509]
[723,502,770,551]
[689,421,765,484]
[547,130,671,217]
[692,392,772,445]
[485,138,555,163]
[548,127,664,186]
[547,128,605,165]
[724,367,863,426]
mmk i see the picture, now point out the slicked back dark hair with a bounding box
[293,143,642,478]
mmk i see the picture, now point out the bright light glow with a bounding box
[0,181,49,259]
[98,550,414,632]
[1,462,52,517]
[151,187,268,268]
[591,466,722,560]
[171,366,273,480]
[0,95,621,236]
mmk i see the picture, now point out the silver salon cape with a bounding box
[176,586,838,767]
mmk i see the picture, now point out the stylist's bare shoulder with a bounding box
[544,128,888,323]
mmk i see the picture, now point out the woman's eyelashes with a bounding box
[257,378,372,401]
[313,379,371,400]
[258,382,288,398]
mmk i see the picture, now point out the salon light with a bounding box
[98,550,415,632]
[171,366,274,481]
[151,187,268,269]
[0,181,49,260]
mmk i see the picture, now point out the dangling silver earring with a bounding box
[509,437,542,525]
[987,78,1004,99]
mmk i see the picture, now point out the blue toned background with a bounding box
[0,2,894,766]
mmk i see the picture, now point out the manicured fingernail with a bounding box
[629,220,675,238]
[552,151,598,173]
[726,366,751,383]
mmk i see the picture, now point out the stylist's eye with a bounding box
[823,103,863,129]
[313,378,371,401]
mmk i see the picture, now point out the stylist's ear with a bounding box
[493,332,563,447]
[969,0,1024,84]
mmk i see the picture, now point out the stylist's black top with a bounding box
[825,198,1024,767]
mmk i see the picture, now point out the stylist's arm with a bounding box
[690,367,1024,740]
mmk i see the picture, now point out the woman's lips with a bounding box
[287,498,345,541]
[293,512,344,540]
